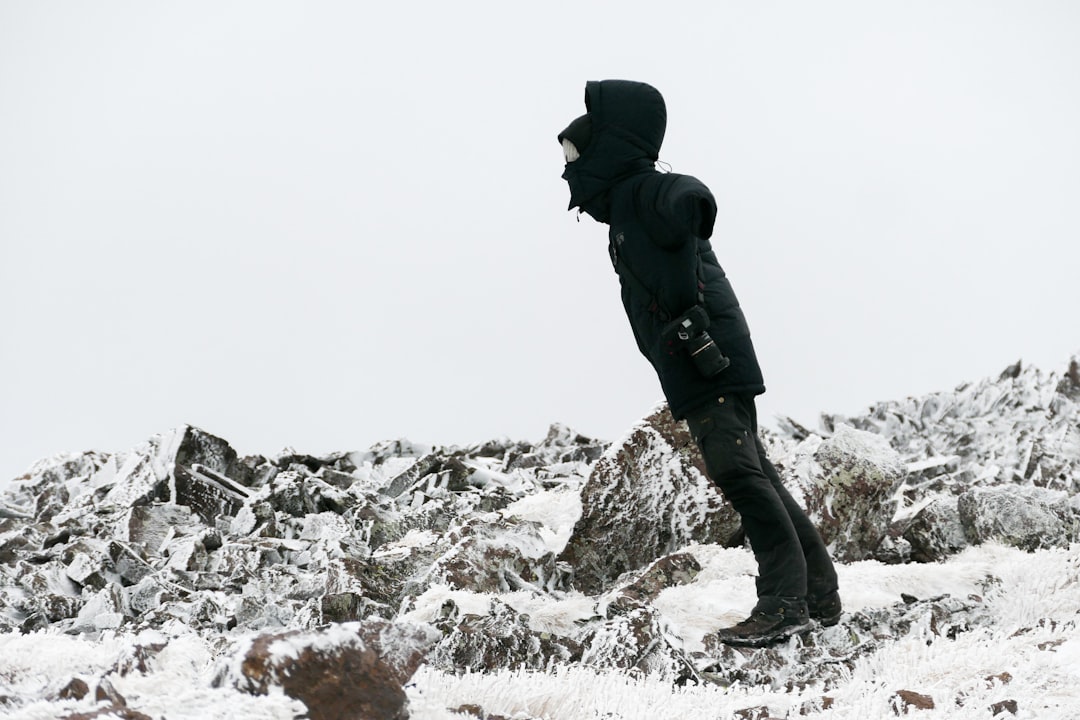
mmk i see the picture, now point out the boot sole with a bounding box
[813,611,843,628]
[717,619,815,648]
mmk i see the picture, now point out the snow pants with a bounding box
[686,394,839,607]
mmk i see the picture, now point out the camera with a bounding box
[684,329,730,377]
[662,306,731,377]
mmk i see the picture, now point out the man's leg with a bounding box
[687,395,812,646]
[745,401,842,624]
[756,448,842,620]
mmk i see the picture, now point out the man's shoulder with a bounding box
[632,171,712,200]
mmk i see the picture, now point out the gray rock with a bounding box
[173,464,250,524]
[958,485,1079,551]
[429,599,581,673]
[580,601,699,682]
[825,355,1080,498]
[120,504,204,554]
[62,539,110,591]
[409,518,567,596]
[4,451,109,522]
[71,583,125,634]
[100,426,239,512]
[121,576,172,617]
[902,496,969,562]
[606,552,702,606]
[261,471,349,518]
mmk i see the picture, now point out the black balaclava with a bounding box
[558,113,592,160]
[558,80,667,223]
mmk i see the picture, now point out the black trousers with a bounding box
[686,394,838,607]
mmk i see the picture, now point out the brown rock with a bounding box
[892,690,935,713]
[990,699,1018,715]
[94,677,126,706]
[734,706,772,719]
[798,696,834,714]
[56,677,90,700]
[111,641,168,676]
[232,620,437,720]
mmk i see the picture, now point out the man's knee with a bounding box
[687,397,762,487]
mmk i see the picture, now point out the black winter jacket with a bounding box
[560,80,765,419]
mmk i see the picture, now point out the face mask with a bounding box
[562,138,580,163]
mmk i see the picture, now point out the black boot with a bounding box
[808,590,843,627]
[714,597,812,648]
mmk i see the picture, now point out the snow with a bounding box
[499,484,583,553]
[3,542,1077,718]
[2,355,1079,718]
[406,543,1080,719]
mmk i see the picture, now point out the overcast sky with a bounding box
[2,1,1079,483]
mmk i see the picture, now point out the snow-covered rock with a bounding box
[222,620,439,720]
[2,352,1080,718]
[825,355,1080,496]
[957,485,1080,551]
[780,424,906,561]
[558,405,741,595]
[901,495,969,562]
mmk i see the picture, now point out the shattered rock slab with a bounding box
[559,405,741,595]
[580,602,700,683]
[121,503,205,553]
[174,464,250,524]
[428,599,583,674]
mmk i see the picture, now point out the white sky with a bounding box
[2,1,1079,482]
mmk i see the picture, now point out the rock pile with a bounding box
[819,355,1080,563]
[0,423,610,717]
[1,355,1079,718]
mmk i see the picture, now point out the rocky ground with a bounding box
[1,355,1078,719]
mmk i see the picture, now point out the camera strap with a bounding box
[612,251,673,322]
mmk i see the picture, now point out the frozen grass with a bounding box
[1,544,1078,719]
[406,543,1080,720]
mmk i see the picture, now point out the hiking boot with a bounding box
[714,598,813,648]
[808,590,843,627]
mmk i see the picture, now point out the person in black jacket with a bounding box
[558,80,841,647]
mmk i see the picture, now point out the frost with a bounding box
[2,355,1080,718]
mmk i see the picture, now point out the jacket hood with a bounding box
[560,80,667,221]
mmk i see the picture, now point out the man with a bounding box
[558,80,841,647]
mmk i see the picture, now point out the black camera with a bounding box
[663,306,731,378]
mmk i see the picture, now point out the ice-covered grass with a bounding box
[406,543,1080,719]
[2,543,1078,719]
